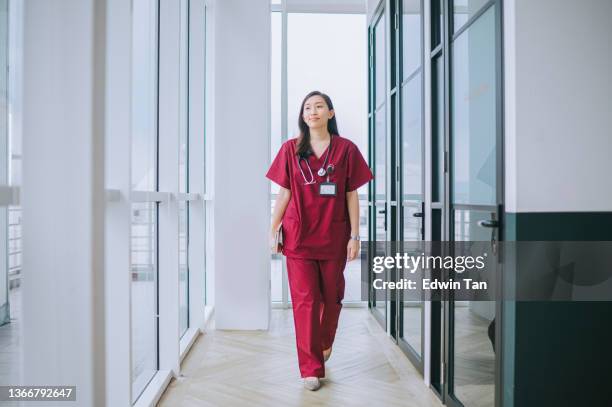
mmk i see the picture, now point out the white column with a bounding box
[212,0,271,329]
[104,0,132,405]
[21,0,106,406]
[158,0,181,374]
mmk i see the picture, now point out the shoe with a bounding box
[323,347,332,362]
[303,377,321,391]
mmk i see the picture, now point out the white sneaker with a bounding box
[303,377,321,391]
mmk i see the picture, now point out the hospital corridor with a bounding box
[0,0,610,406]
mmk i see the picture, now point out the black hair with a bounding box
[296,91,339,158]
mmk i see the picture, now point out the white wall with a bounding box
[504,0,612,212]
[211,0,271,329]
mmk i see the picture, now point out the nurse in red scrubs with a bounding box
[266,91,373,391]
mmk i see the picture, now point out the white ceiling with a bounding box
[284,0,366,14]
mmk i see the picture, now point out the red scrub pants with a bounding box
[286,257,347,378]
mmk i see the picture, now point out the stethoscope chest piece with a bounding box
[319,164,335,177]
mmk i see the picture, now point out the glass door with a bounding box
[130,0,160,401]
[368,5,388,330]
[444,1,503,407]
[396,0,425,372]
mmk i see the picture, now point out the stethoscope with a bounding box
[297,137,334,185]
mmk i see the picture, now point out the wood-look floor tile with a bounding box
[158,308,443,407]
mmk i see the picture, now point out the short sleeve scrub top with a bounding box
[266,134,373,260]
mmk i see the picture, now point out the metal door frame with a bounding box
[393,0,426,375]
[439,1,505,407]
[367,0,390,331]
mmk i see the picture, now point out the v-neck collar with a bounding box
[311,135,333,162]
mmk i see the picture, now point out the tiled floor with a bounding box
[0,288,494,407]
[158,308,443,407]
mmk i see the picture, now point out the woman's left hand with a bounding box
[347,238,360,261]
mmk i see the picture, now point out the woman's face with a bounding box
[302,95,334,130]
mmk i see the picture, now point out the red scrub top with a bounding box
[266,134,373,260]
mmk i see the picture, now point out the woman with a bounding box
[266,91,373,391]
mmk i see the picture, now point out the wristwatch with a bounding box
[350,235,361,241]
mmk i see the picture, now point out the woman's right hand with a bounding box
[269,228,280,254]
[270,187,291,254]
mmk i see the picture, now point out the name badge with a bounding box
[319,182,337,197]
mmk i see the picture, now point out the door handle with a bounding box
[477,219,499,228]
[478,216,499,255]
[377,206,387,231]
[413,212,423,218]
[419,202,425,241]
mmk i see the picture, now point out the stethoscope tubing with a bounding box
[296,136,333,185]
[297,157,316,185]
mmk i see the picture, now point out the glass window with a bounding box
[178,201,188,335]
[179,0,189,338]
[452,209,496,406]
[1,0,23,386]
[0,0,8,329]
[374,107,386,202]
[270,12,282,194]
[287,13,368,302]
[374,13,386,108]
[131,0,159,401]
[287,13,368,171]
[401,71,424,358]
[131,0,158,192]
[270,11,282,303]
[453,0,490,33]
[130,202,158,401]
[402,0,421,80]
[179,1,188,196]
[401,73,422,201]
[432,56,444,203]
[451,7,496,206]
